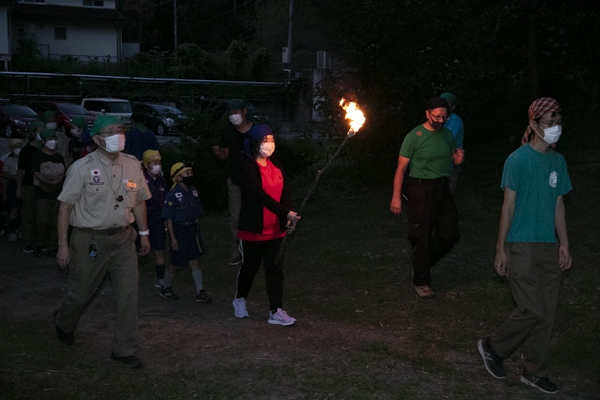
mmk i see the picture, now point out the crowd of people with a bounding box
[0,97,572,395]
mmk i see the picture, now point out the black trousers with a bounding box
[406,177,460,286]
[235,238,284,311]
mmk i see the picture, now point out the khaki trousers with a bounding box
[490,242,561,377]
[55,226,140,357]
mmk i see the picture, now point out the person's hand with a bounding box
[139,235,150,256]
[494,248,507,276]
[559,245,572,271]
[286,220,297,234]
[287,211,300,224]
[171,238,179,251]
[453,148,465,165]
[57,245,70,269]
[390,197,402,215]
[211,145,221,156]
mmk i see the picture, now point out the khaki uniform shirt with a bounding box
[58,150,151,229]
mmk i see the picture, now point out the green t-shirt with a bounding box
[502,144,572,243]
[399,124,456,179]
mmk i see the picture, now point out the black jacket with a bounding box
[237,156,292,235]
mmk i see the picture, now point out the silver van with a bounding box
[81,98,132,128]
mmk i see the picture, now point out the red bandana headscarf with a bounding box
[521,97,561,144]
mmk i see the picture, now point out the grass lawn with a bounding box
[0,127,598,399]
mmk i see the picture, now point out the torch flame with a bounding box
[339,98,365,137]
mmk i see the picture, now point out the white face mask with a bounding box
[13,148,22,156]
[151,165,162,175]
[102,134,125,153]
[229,114,243,126]
[537,125,562,145]
[45,139,58,150]
[259,142,275,158]
[46,122,57,129]
[71,128,82,137]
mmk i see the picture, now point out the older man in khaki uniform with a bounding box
[55,115,151,368]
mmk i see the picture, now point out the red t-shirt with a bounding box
[237,158,286,241]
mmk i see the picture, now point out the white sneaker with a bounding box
[233,297,249,318]
[8,232,18,242]
[268,308,296,326]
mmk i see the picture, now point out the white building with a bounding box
[7,0,125,64]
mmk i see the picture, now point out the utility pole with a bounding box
[174,0,178,54]
[287,0,293,65]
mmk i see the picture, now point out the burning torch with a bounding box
[274,98,366,263]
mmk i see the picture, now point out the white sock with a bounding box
[192,269,203,292]
[163,271,175,288]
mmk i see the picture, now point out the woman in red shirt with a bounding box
[232,125,300,326]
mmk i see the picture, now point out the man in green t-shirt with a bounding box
[390,97,464,299]
[477,98,572,395]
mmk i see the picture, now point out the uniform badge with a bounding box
[175,192,183,202]
[89,169,104,185]
[192,189,198,197]
[125,179,137,189]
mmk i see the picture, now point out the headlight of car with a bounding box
[164,118,176,126]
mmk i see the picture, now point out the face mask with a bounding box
[71,128,82,137]
[538,125,562,145]
[102,134,125,153]
[429,120,446,131]
[46,122,57,129]
[181,176,194,187]
[151,165,162,175]
[45,139,58,150]
[259,142,275,158]
[229,114,243,126]
[13,148,21,156]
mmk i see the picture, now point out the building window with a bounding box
[55,27,67,40]
[83,0,104,6]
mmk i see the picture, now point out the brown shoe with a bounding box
[415,285,435,299]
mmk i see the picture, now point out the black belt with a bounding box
[175,221,196,226]
[407,177,448,186]
[74,226,129,236]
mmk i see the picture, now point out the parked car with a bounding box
[132,102,187,135]
[29,101,96,133]
[81,98,132,128]
[0,104,39,138]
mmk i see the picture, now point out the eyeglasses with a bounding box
[429,113,449,121]
[98,127,125,136]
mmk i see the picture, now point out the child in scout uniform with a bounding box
[160,162,212,303]
[141,150,168,288]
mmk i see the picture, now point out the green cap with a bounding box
[71,116,87,129]
[40,128,57,140]
[41,110,57,123]
[439,93,458,107]
[227,99,246,111]
[90,115,121,136]
[28,120,45,133]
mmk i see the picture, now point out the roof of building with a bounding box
[13,4,123,23]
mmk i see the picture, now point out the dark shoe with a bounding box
[160,287,179,300]
[477,338,505,379]
[54,310,74,346]
[196,289,212,303]
[111,353,142,368]
[22,246,34,253]
[34,247,43,257]
[521,371,559,394]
